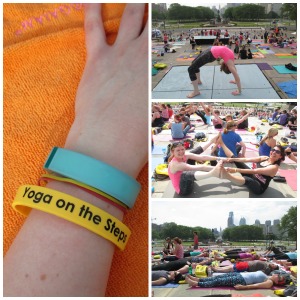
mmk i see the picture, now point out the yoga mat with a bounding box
[219,260,232,267]
[278,56,297,59]
[256,63,273,71]
[252,53,265,58]
[274,53,293,56]
[152,145,167,155]
[176,57,195,62]
[151,156,165,173]
[153,134,193,142]
[152,283,179,288]
[190,285,283,290]
[277,80,297,98]
[273,65,297,74]
[278,169,297,191]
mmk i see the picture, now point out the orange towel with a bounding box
[4,3,148,297]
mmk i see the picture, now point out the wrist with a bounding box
[46,180,124,220]
[65,126,146,178]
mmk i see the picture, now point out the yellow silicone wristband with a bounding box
[13,185,131,250]
[40,173,127,209]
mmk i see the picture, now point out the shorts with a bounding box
[233,262,249,272]
[179,171,195,196]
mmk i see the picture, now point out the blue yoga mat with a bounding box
[151,156,165,173]
[273,65,297,74]
[152,283,179,288]
[152,145,167,155]
[277,80,297,98]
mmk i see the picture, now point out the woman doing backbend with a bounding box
[187,46,242,98]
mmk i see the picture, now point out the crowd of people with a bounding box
[152,240,297,293]
[152,103,297,196]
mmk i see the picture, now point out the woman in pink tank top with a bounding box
[167,137,229,196]
[163,237,184,261]
[187,46,241,98]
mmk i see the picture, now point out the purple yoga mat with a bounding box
[256,63,273,70]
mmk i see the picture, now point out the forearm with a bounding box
[4,180,123,296]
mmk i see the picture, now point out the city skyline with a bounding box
[151,200,296,230]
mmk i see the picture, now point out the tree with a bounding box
[278,206,297,241]
[281,3,297,21]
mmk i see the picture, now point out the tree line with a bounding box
[152,206,297,243]
[152,3,296,23]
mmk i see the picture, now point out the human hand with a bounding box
[65,4,148,178]
[225,167,235,173]
[234,284,246,290]
[229,80,236,84]
[231,90,240,96]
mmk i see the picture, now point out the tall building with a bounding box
[228,212,234,228]
[259,3,282,15]
[239,217,246,226]
[272,219,281,236]
[152,3,167,13]
[255,219,261,226]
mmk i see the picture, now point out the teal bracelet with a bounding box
[44,147,141,208]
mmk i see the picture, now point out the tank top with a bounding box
[161,108,169,119]
[259,142,271,156]
[168,156,186,194]
[254,161,274,192]
[211,46,235,63]
[174,244,184,259]
[241,271,268,285]
[171,122,184,139]
[205,115,212,125]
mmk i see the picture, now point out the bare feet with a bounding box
[187,91,200,98]
[232,90,241,96]
[210,160,223,178]
[185,275,199,287]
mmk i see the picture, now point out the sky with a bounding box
[151,200,296,230]
[166,3,227,9]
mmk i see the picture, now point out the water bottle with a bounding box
[188,265,192,275]
[160,252,164,262]
[192,263,196,275]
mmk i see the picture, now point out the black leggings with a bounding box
[188,48,216,81]
[233,161,266,195]
[152,258,190,271]
[195,110,207,124]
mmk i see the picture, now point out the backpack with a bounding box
[183,139,194,149]
[195,265,208,278]
[153,163,169,180]
[194,132,206,141]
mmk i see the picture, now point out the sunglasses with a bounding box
[271,148,281,154]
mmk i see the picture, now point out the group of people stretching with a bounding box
[164,105,297,196]
[152,241,296,290]
[168,131,286,196]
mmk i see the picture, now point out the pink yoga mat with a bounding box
[278,169,297,191]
